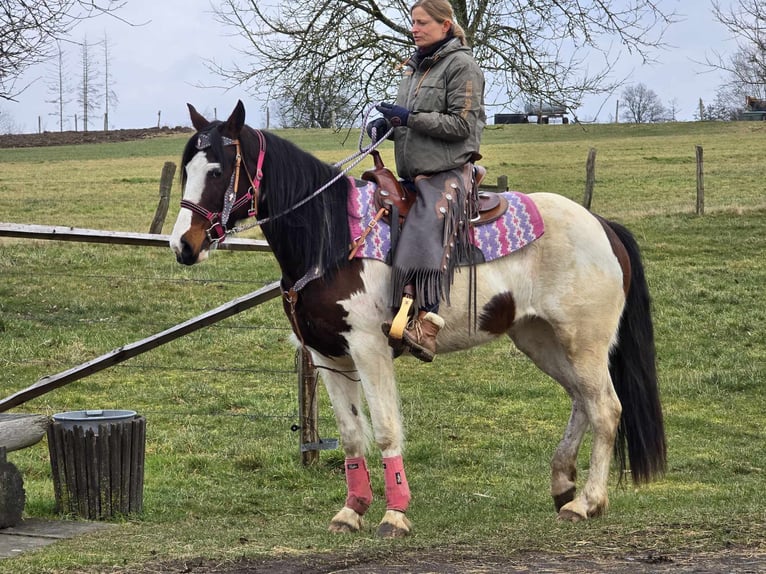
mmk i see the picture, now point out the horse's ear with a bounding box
[224,100,246,136]
[188,103,210,131]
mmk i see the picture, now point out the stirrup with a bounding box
[388,295,414,340]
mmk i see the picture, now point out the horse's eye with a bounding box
[210,168,222,178]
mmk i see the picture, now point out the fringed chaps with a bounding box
[390,165,477,309]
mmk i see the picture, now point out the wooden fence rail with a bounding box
[0,223,327,464]
[0,223,269,251]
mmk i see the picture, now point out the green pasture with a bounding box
[0,120,764,572]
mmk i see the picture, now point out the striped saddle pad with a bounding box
[347,178,545,264]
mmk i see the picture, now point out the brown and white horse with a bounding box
[170,101,666,537]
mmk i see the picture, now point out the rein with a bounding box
[227,123,392,237]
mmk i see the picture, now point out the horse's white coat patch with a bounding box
[169,152,220,255]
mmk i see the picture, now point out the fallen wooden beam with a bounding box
[0,414,49,452]
[0,281,282,413]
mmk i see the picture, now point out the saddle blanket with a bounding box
[347,178,545,263]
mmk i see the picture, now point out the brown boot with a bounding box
[402,311,444,363]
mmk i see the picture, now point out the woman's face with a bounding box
[410,6,451,49]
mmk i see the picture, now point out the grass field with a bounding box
[0,120,764,573]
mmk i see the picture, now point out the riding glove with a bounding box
[366,117,390,142]
[376,102,410,127]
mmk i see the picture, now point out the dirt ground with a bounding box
[135,547,766,574]
[4,127,764,574]
[0,127,191,148]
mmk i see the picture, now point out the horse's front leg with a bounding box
[350,343,412,538]
[313,353,373,534]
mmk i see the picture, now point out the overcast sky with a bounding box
[2,0,739,133]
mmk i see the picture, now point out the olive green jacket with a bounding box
[391,38,486,180]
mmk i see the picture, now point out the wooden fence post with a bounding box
[695,145,705,215]
[583,147,597,210]
[149,162,176,234]
[298,349,320,466]
[496,175,508,192]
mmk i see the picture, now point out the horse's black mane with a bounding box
[185,122,352,285]
[181,121,352,283]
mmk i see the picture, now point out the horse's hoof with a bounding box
[376,511,412,538]
[329,520,360,534]
[553,486,576,512]
[329,507,363,533]
[557,508,586,522]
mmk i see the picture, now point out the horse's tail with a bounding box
[606,220,667,485]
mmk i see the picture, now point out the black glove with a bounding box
[366,117,390,142]
[376,102,410,127]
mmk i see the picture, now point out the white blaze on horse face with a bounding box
[169,151,221,261]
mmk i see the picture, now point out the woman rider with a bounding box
[367,0,486,362]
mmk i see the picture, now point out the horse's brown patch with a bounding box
[283,259,366,358]
[596,217,631,294]
[479,291,516,334]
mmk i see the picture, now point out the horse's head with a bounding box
[170,100,264,265]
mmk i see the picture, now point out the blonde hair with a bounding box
[411,0,468,46]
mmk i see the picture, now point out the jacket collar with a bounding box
[408,37,462,71]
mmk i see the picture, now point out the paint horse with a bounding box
[170,101,666,537]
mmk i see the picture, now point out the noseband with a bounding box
[179,130,266,244]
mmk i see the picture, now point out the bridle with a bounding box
[179,130,266,245]
[178,109,393,247]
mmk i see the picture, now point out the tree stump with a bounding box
[0,447,24,528]
[47,416,146,519]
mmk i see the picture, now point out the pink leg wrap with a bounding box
[344,457,373,515]
[382,455,411,512]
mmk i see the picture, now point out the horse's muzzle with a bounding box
[175,237,199,266]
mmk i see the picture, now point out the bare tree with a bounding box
[101,33,119,130]
[0,107,20,134]
[698,0,766,120]
[620,83,667,123]
[708,0,766,95]
[665,97,681,121]
[0,1,126,102]
[46,42,72,132]
[702,51,766,120]
[78,36,101,132]
[697,87,743,120]
[278,68,358,128]
[210,0,677,124]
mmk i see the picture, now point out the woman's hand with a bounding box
[376,103,410,127]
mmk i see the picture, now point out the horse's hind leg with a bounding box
[559,367,621,521]
[551,399,589,512]
[511,317,621,520]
